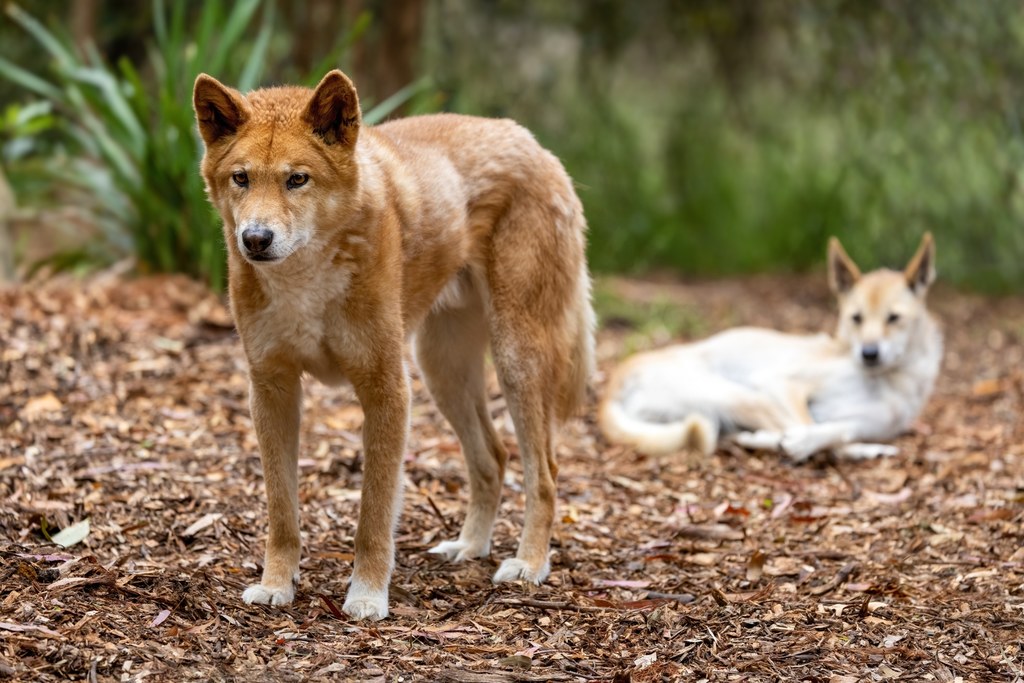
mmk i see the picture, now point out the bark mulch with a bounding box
[1,272,1022,682]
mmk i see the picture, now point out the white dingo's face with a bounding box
[829,234,936,370]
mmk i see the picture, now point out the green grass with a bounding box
[592,279,706,353]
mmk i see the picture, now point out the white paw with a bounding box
[242,582,295,606]
[492,558,550,585]
[342,582,389,621]
[838,442,900,460]
[428,538,490,562]
[779,433,818,462]
[734,430,783,451]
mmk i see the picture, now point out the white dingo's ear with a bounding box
[904,232,936,295]
[828,237,861,295]
[193,74,249,146]
[305,70,361,147]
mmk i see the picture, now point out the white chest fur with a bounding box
[242,264,353,384]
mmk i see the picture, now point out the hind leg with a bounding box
[487,282,575,584]
[417,283,508,562]
[489,326,559,584]
[482,159,590,584]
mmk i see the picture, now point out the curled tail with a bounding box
[599,399,719,456]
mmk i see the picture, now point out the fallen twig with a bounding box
[644,590,696,604]
[492,598,611,613]
[319,593,345,620]
[807,562,858,596]
[426,494,452,533]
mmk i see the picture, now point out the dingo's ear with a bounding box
[904,232,936,295]
[828,237,861,295]
[193,74,249,146]
[305,70,361,147]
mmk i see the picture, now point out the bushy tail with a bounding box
[600,400,719,456]
[555,269,596,422]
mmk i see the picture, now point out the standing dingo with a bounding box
[194,71,594,620]
[601,234,942,461]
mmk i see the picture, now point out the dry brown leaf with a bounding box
[21,393,63,420]
[181,512,223,537]
[970,377,1003,398]
[746,550,766,582]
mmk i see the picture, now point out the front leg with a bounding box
[242,366,303,606]
[735,422,896,462]
[344,356,410,621]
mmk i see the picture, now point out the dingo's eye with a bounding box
[851,313,863,325]
[287,173,309,189]
[887,312,901,324]
[232,171,249,187]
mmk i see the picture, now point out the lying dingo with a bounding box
[601,234,942,462]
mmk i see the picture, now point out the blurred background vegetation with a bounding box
[1,0,1022,292]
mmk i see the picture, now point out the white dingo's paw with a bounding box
[492,558,550,585]
[779,433,819,462]
[428,538,490,562]
[734,430,783,451]
[342,581,389,621]
[242,582,295,606]
[838,443,900,460]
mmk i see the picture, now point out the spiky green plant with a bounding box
[0,1,415,288]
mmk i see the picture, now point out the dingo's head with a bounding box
[829,233,936,371]
[193,71,361,266]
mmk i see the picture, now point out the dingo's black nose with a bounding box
[242,227,274,254]
[861,344,880,365]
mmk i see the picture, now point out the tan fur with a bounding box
[194,71,594,620]
[600,234,942,462]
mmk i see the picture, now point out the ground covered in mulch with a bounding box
[1,271,1022,682]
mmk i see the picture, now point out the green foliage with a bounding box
[2,1,1022,292]
[637,30,1024,292]
[427,0,1024,293]
[0,1,412,288]
[0,1,275,285]
[1,101,57,161]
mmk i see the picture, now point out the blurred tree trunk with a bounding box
[71,0,99,53]
[346,0,425,114]
[703,0,767,96]
[292,0,343,75]
[0,167,15,282]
